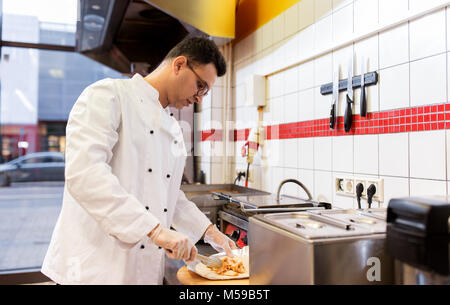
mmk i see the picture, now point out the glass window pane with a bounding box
[1,0,77,46]
[0,45,124,272]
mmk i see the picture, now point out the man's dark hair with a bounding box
[165,36,226,77]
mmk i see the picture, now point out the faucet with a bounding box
[276,179,312,202]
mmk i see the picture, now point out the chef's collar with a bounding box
[131,73,171,115]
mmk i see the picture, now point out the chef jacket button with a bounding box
[145,206,149,210]
[148,168,152,172]
[150,130,154,134]
[174,140,178,144]
[166,174,170,178]
[170,113,173,116]
[140,245,145,249]
[164,208,168,212]
[158,246,162,249]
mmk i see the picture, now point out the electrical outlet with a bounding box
[334,175,355,197]
[335,175,384,203]
[235,168,255,183]
[355,176,384,203]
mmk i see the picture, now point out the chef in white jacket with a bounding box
[41,37,238,285]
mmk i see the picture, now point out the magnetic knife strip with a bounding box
[320,71,378,95]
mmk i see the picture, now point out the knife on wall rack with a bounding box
[320,71,378,96]
[360,55,367,117]
[344,55,354,133]
[329,68,339,129]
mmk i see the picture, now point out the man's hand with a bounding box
[203,225,239,257]
[148,225,197,261]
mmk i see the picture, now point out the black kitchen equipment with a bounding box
[360,55,367,117]
[329,68,339,129]
[386,196,450,284]
[344,55,354,133]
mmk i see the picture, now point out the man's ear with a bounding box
[172,56,187,75]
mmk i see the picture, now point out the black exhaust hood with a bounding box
[76,0,235,75]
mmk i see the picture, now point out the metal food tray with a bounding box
[311,209,387,233]
[214,193,330,213]
[255,212,375,240]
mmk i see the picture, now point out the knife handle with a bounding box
[344,95,353,132]
[360,85,367,117]
[329,104,336,129]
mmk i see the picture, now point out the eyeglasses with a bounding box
[186,61,209,97]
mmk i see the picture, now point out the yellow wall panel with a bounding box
[235,0,302,43]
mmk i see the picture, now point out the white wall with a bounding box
[202,0,450,208]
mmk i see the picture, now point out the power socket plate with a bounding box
[334,175,384,203]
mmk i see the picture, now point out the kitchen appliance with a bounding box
[249,208,395,284]
[386,196,450,284]
[215,191,332,249]
[180,183,269,226]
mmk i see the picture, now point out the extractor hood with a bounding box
[76,0,236,75]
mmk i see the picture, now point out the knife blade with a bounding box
[360,55,367,117]
[329,68,339,129]
[344,55,354,133]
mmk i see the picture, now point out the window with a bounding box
[0,0,124,279]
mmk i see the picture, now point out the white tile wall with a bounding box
[379,133,409,177]
[379,23,409,69]
[298,24,316,59]
[283,138,298,168]
[332,3,354,44]
[314,15,333,52]
[314,170,333,202]
[379,0,409,25]
[379,63,410,110]
[298,60,315,90]
[410,130,446,180]
[354,0,379,35]
[354,134,379,175]
[382,176,409,205]
[314,53,333,87]
[314,137,332,171]
[409,0,449,12]
[332,135,354,173]
[211,1,450,206]
[409,9,446,61]
[410,178,447,196]
[314,86,332,119]
[299,138,315,169]
[298,169,315,198]
[284,66,299,94]
[298,89,315,122]
[284,92,299,123]
[410,53,447,107]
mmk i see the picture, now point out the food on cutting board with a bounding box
[194,255,249,280]
[208,256,246,276]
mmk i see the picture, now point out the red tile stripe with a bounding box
[201,103,450,141]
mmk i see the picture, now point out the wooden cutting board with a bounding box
[177,266,249,285]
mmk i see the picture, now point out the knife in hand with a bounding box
[360,55,367,117]
[329,68,339,129]
[344,55,354,133]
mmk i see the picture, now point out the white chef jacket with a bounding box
[41,74,212,285]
